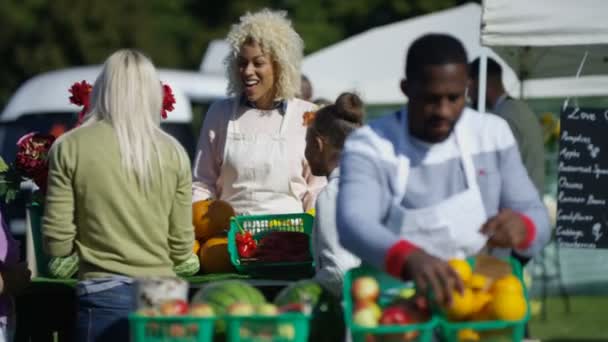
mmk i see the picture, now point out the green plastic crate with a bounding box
[438,257,530,342]
[227,213,314,279]
[225,313,311,342]
[344,266,438,342]
[129,314,215,342]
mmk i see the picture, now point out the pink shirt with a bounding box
[192,97,326,212]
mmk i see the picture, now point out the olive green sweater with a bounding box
[42,120,194,280]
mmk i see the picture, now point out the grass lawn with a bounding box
[529,296,608,341]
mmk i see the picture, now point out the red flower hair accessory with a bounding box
[68,80,93,124]
[68,81,176,122]
[161,84,175,119]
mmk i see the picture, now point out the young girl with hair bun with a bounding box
[304,92,364,297]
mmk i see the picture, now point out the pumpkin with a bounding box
[192,199,235,241]
[193,239,200,254]
[198,236,235,274]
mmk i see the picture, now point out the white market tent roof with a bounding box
[303,2,608,104]
[1,66,228,123]
[481,0,608,98]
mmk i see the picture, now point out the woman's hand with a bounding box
[480,208,528,248]
[401,249,463,306]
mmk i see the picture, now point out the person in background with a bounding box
[0,210,29,342]
[304,92,363,298]
[42,49,196,341]
[192,9,325,215]
[469,57,545,197]
[337,34,551,305]
[299,75,313,102]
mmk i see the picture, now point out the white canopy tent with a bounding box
[480,0,608,106]
[302,2,608,105]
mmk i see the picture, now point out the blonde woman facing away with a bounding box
[42,50,195,341]
[192,9,326,215]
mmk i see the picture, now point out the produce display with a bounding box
[349,275,431,342]
[274,280,345,342]
[192,199,236,274]
[443,258,528,342]
[238,231,311,263]
[133,299,216,339]
[192,280,310,341]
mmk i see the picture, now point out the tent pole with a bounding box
[477,48,488,114]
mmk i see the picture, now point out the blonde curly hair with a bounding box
[224,9,303,100]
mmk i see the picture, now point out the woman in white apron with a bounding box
[192,9,326,215]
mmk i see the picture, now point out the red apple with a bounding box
[379,306,415,325]
[159,299,189,316]
[352,276,380,302]
[279,303,306,313]
[188,303,215,317]
[353,307,379,328]
[355,301,382,320]
[227,302,255,316]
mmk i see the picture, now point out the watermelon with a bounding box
[274,279,345,342]
[191,280,266,333]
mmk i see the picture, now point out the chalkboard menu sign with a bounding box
[556,106,608,249]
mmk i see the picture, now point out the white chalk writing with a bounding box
[556,226,585,240]
[560,148,581,160]
[557,210,594,223]
[561,131,591,145]
[558,177,583,190]
[559,162,591,174]
[587,194,606,205]
[567,107,597,121]
[558,191,585,204]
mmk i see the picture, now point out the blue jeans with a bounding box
[75,284,135,342]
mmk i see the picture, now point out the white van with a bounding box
[0,66,228,243]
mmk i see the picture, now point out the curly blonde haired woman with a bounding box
[193,9,326,215]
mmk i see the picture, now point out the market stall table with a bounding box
[15,274,296,342]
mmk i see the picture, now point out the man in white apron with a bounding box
[336,34,551,305]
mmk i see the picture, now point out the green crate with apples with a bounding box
[344,266,438,342]
[225,312,311,342]
[129,315,216,342]
[344,256,530,342]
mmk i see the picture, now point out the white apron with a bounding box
[385,111,488,260]
[218,98,302,215]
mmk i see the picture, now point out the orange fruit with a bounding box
[193,240,201,254]
[447,288,475,320]
[448,259,472,284]
[193,200,235,241]
[198,236,235,274]
[490,292,527,321]
[491,275,523,295]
